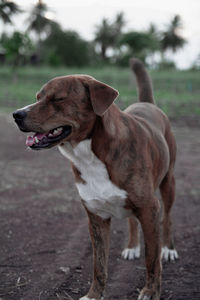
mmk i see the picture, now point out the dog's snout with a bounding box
[13,109,30,132]
[13,110,27,120]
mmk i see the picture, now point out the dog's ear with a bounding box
[85,79,119,116]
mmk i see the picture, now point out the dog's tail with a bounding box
[130,58,155,104]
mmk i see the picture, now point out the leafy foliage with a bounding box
[94,12,126,60]
[118,30,160,65]
[0,0,21,24]
[43,24,90,66]
[27,0,59,61]
[27,0,51,36]
[161,15,186,52]
[1,31,32,66]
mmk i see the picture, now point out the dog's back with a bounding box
[125,58,176,165]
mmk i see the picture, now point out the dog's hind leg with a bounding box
[159,172,178,261]
[121,216,140,260]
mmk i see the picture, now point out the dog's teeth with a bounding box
[35,137,39,143]
[48,133,53,137]
[51,128,62,136]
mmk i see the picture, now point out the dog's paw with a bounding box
[79,297,96,300]
[161,246,178,261]
[79,296,103,300]
[138,295,151,300]
[138,287,160,300]
[121,246,140,260]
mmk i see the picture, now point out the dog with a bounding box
[13,58,178,300]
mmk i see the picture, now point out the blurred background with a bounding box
[0,0,199,119]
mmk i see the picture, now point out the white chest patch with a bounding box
[58,140,131,219]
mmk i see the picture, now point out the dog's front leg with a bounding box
[138,198,161,300]
[80,209,111,300]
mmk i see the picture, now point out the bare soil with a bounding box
[0,113,200,300]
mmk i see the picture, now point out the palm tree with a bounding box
[27,0,51,41]
[113,12,126,38]
[161,15,186,53]
[94,12,126,61]
[27,0,56,60]
[146,23,161,67]
[0,0,21,25]
[94,18,113,60]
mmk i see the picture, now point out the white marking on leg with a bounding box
[121,245,140,260]
[161,246,178,261]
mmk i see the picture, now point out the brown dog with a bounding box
[13,59,178,300]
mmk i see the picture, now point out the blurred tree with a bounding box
[146,23,161,67]
[1,31,32,80]
[0,0,21,25]
[94,18,113,60]
[94,12,126,61]
[28,0,49,38]
[112,12,126,46]
[161,15,186,53]
[147,23,160,50]
[27,0,55,59]
[1,31,32,65]
[118,30,160,65]
[114,12,126,35]
[42,24,90,66]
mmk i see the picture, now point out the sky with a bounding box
[3,0,200,69]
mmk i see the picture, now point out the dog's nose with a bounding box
[13,110,27,120]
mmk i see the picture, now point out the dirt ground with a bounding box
[0,113,200,300]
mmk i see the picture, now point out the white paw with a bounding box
[79,297,103,300]
[138,295,151,300]
[161,246,178,261]
[121,246,140,260]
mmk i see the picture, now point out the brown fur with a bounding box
[84,208,111,299]
[127,216,140,249]
[13,59,177,300]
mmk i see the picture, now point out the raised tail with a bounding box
[130,58,155,104]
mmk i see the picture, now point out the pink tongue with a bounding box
[26,133,47,147]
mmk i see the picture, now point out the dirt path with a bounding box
[0,113,200,300]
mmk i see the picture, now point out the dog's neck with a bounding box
[59,103,136,165]
[100,103,124,136]
[91,104,135,160]
[93,104,132,140]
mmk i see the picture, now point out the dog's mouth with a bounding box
[26,125,72,150]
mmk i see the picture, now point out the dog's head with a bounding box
[13,75,118,150]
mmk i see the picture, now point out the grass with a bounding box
[0,65,200,118]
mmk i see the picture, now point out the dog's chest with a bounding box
[58,140,131,219]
